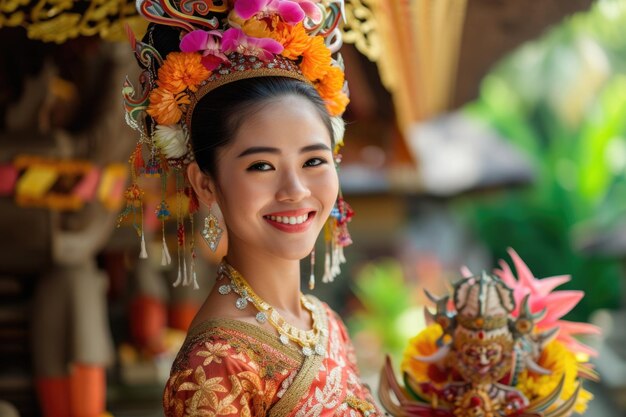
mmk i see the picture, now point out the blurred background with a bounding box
[1,0,625,416]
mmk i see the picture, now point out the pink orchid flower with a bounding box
[180,30,229,71]
[494,248,601,356]
[234,0,322,25]
[221,27,284,61]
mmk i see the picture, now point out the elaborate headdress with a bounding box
[119,0,353,288]
[379,251,600,417]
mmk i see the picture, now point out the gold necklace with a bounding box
[217,261,328,356]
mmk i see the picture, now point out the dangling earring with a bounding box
[201,207,223,252]
[321,194,354,284]
[309,248,316,290]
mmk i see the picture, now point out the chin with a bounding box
[267,241,316,261]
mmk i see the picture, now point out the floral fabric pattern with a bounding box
[164,300,381,416]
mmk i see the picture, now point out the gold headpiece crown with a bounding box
[123,0,348,167]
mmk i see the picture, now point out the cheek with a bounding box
[314,170,339,205]
[214,174,262,221]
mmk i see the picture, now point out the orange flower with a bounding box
[156,52,210,94]
[323,90,349,116]
[300,35,331,81]
[271,22,310,60]
[316,65,345,99]
[147,88,191,125]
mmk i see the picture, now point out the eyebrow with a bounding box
[237,143,331,157]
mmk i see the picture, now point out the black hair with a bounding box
[191,76,333,179]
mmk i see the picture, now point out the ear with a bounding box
[187,162,217,207]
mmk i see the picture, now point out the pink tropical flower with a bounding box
[234,0,322,25]
[494,248,601,356]
[221,27,284,61]
[180,30,229,71]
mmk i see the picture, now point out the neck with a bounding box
[223,242,304,315]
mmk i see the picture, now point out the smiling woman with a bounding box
[122,0,381,416]
[171,80,376,417]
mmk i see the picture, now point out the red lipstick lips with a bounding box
[263,209,316,233]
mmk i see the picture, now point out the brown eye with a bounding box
[303,157,326,167]
[247,162,274,171]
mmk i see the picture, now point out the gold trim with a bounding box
[177,297,330,413]
[456,314,508,331]
[345,395,376,415]
[186,317,303,363]
[185,62,310,128]
[268,296,329,417]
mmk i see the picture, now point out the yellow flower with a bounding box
[401,324,448,385]
[300,35,331,81]
[516,340,593,414]
[147,88,190,125]
[272,22,310,60]
[156,52,210,94]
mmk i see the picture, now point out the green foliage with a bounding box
[347,259,422,360]
[459,0,626,320]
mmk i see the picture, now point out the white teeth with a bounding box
[266,213,309,225]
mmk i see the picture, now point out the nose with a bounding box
[276,170,311,202]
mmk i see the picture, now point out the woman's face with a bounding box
[213,94,338,261]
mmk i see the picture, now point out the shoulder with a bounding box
[164,323,292,417]
[172,319,301,374]
[166,329,257,394]
[168,318,305,385]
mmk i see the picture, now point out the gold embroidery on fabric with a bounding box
[166,296,336,416]
[173,318,302,376]
[163,368,192,417]
[195,341,230,366]
[345,395,376,416]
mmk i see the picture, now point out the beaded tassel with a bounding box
[173,171,190,287]
[322,241,332,284]
[139,230,148,259]
[320,194,354,284]
[177,222,188,286]
[309,248,316,290]
[173,263,183,287]
[189,213,199,290]
[117,143,148,259]
[182,256,189,286]
[157,172,171,266]
[161,234,171,265]
[117,183,146,258]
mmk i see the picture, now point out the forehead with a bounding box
[227,95,331,151]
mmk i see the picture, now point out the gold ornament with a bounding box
[219,261,327,357]
[201,210,222,252]
[0,0,147,43]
